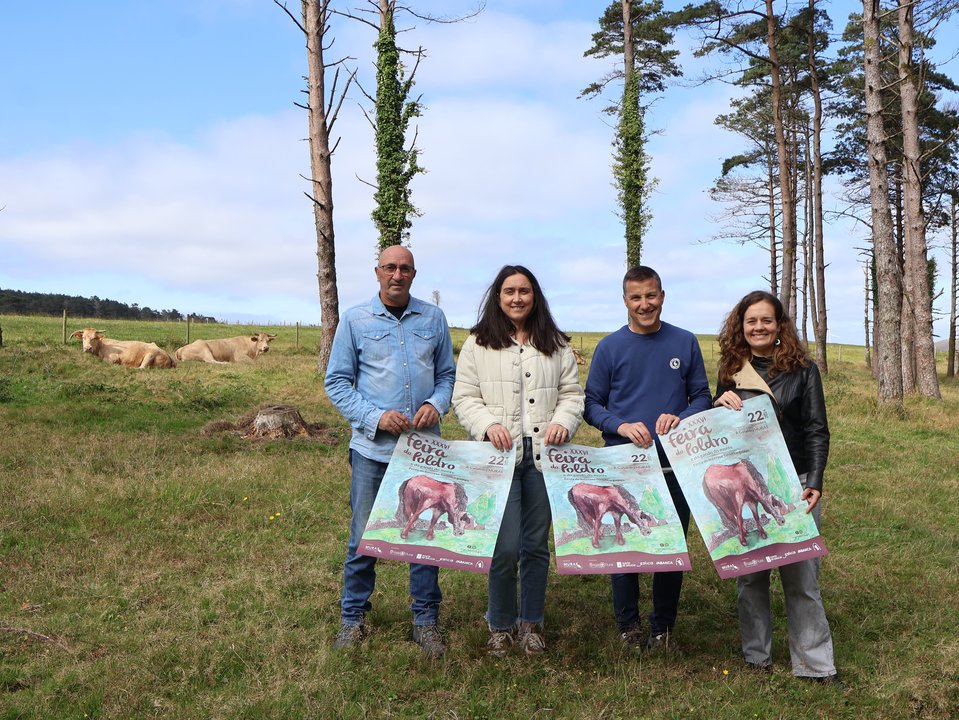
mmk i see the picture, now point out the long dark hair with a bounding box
[471,265,569,356]
[717,290,809,385]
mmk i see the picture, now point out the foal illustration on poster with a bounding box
[661,395,827,579]
[358,432,514,573]
[395,475,476,541]
[542,443,690,575]
[702,458,788,547]
[567,482,656,548]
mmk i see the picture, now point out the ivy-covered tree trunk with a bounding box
[582,0,680,269]
[863,0,904,410]
[617,0,649,268]
[617,70,651,267]
[372,1,422,249]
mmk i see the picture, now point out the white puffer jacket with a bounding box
[452,334,584,470]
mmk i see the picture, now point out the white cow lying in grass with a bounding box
[71,328,177,369]
[174,332,276,364]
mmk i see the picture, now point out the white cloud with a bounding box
[1,2,952,344]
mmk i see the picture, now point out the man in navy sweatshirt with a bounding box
[584,265,711,652]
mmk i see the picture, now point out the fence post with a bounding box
[296,321,300,349]
[62,309,68,343]
[186,315,191,344]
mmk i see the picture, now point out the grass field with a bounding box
[1,314,957,719]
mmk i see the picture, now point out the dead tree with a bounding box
[275,0,354,372]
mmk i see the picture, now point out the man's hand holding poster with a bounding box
[541,443,690,575]
[661,395,828,579]
[357,432,514,573]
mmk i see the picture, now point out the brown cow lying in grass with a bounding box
[174,332,276,364]
[71,328,177,369]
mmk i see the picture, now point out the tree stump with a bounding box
[202,403,341,444]
[241,404,312,439]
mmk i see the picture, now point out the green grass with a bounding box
[1,314,958,719]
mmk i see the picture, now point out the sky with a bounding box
[1,0,957,345]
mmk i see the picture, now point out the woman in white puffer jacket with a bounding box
[452,265,584,657]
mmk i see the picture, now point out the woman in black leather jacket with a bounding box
[713,290,839,684]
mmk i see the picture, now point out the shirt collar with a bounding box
[371,293,421,318]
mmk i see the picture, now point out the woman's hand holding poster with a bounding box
[541,443,690,575]
[357,432,514,573]
[660,395,828,579]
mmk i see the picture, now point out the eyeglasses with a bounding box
[378,264,415,276]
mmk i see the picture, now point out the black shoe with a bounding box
[412,624,446,658]
[645,629,673,653]
[332,622,366,650]
[620,624,644,654]
[804,672,842,686]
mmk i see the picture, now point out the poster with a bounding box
[357,431,514,573]
[542,442,691,575]
[660,394,828,579]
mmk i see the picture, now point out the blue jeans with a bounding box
[487,438,552,631]
[341,450,442,626]
[611,469,690,633]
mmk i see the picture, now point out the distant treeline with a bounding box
[0,288,217,323]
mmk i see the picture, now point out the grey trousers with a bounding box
[736,475,836,678]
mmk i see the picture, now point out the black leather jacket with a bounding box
[715,356,830,491]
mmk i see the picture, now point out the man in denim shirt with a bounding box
[325,245,456,657]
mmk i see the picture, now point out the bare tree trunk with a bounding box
[898,0,941,398]
[802,120,814,346]
[863,0,903,410]
[301,0,349,372]
[864,262,872,368]
[789,114,800,323]
[767,154,779,294]
[622,0,634,82]
[808,0,828,372]
[949,193,957,378]
[766,0,797,315]
[895,169,916,392]
[901,285,917,391]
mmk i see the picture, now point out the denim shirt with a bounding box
[324,293,456,463]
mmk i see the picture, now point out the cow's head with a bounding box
[250,332,276,357]
[71,328,105,354]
